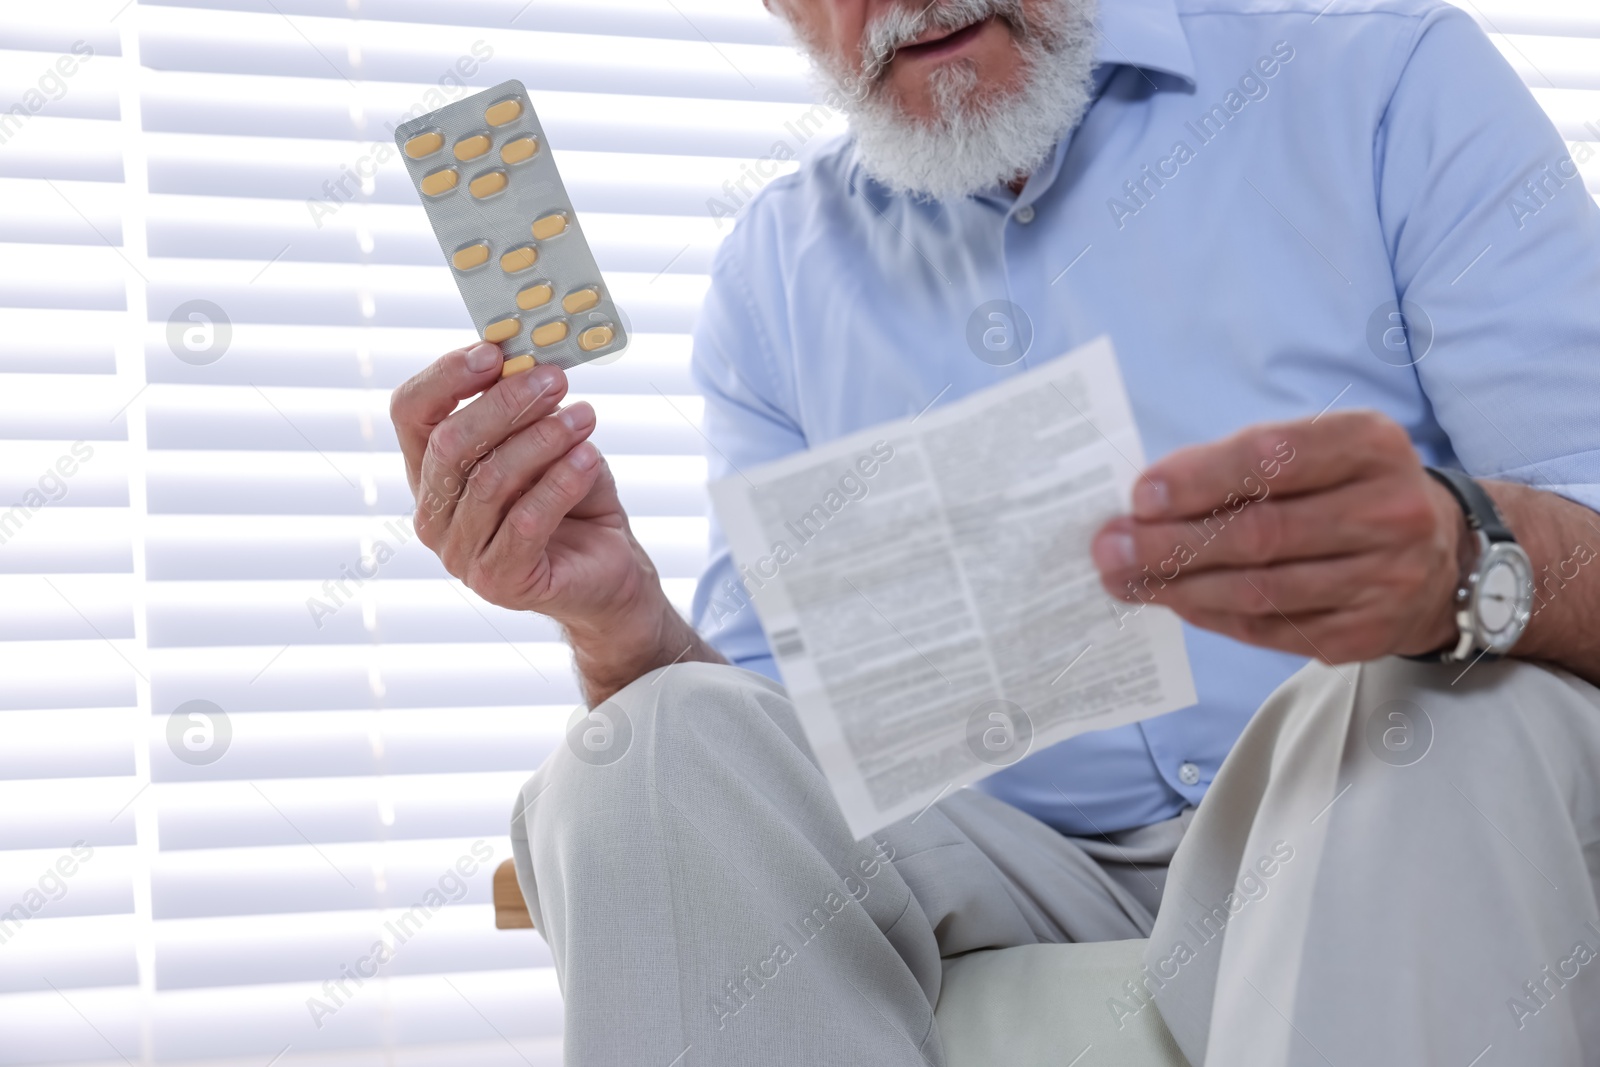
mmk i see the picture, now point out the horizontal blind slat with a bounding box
[147,0,787,46]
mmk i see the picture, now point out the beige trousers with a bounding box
[509,655,1600,1066]
[1149,655,1600,1066]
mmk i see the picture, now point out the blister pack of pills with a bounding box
[394,79,626,375]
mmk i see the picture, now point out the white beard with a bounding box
[805,0,1100,202]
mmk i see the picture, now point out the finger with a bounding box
[1174,606,1330,659]
[561,439,627,522]
[1133,410,1413,521]
[391,341,506,492]
[476,441,611,591]
[1121,553,1394,619]
[1176,606,1370,666]
[415,362,568,538]
[1092,476,1416,577]
[448,401,597,560]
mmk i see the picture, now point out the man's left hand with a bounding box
[1091,410,1467,664]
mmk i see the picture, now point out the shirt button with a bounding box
[1178,762,1201,787]
[1014,204,1035,224]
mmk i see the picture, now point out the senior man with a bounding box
[390,0,1600,1062]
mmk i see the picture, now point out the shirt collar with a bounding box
[1092,0,1196,88]
[1008,0,1194,206]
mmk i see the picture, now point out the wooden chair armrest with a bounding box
[493,858,534,929]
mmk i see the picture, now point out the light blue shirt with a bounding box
[689,0,1600,835]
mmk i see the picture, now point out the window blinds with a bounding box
[0,1,829,1063]
[0,1,1592,1064]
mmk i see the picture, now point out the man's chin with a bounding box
[830,0,1100,202]
[883,57,1016,126]
[850,70,1091,201]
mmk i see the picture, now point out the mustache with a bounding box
[860,0,1029,82]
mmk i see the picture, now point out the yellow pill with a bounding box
[404,131,443,159]
[578,325,615,352]
[562,287,600,314]
[516,283,553,310]
[420,168,459,196]
[470,170,508,198]
[485,99,523,127]
[500,136,539,165]
[501,354,536,378]
[451,243,489,270]
[500,246,538,273]
[531,213,568,240]
[454,134,491,161]
[483,317,520,343]
[532,321,568,348]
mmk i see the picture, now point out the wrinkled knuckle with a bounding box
[550,460,587,496]
[507,501,546,541]
[469,451,506,498]
[429,419,467,465]
[514,422,552,463]
[1236,514,1265,560]
[415,479,450,520]
[496,375,540,425]
[533,413,573,455]
[419,447,456,502]
[388,383,413,426]
[483,378,520,427]
[1242,505,1283,561]
[461,559,495,600]
[418,436,442,475]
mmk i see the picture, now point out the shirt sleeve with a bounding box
[1377,4,1600,512]
[688,207,806,680]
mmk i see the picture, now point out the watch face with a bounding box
[1474,543,1535,652]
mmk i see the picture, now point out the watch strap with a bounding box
[1422,466,1513,543]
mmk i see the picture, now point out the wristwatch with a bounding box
[1409,467,1535,663]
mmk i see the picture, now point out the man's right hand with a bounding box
[390,341,723,704]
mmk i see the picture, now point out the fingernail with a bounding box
[569,441,599,470]
[1133,478,1169,519]
[466,341,500,372]
[524,364,562,396]
[1093,532,1137,571]
[558,402,593,431]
